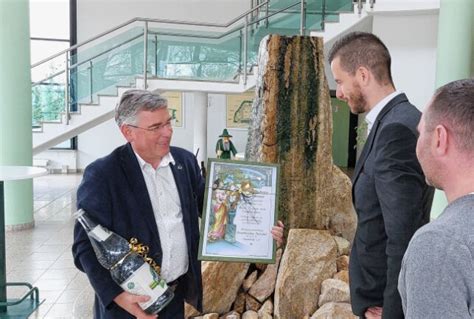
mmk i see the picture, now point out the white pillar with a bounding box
[192,92,208,166]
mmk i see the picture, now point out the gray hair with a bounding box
[115,89,168,126]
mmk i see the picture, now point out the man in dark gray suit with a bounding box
[328,32,434,319]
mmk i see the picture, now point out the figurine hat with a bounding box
[219,129,233,138]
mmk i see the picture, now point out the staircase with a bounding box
[31,0,361,155]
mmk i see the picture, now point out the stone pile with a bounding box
[186,230,355,318]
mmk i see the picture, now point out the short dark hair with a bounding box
[426,78,474,153]
[328,31,394,86]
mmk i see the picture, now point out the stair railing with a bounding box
[31,0,308,126]
[357,0,375,14]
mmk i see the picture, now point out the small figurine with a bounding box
[215,129,237,160]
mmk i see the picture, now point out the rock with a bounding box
[332,236,350,256]
[221,311,241,319]
[245,294,261,312]
[259,314,272,319]
[243,270,258,292]
[201,261,250,314]
[242,310,258,319]
[310,302,357,319]
[274,229,337,318]
[233,292,246,314]
[248,249,282,302]
[203,314,219,319]
[257,299,273,317]
[254,263,267,272]
[318,279,350,307]
[185,302,201,318]
[333,270,349,284]
[245,35,356,243]
[336,256,349,272]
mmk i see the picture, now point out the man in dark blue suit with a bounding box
[73,89,285,319]
[329,32,434,319]
[72,90,205,319]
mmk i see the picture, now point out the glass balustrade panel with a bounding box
[32,71,66,126]
[69,35,144,106]
[148,26,242,82]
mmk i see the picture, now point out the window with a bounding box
[30,0,77,149]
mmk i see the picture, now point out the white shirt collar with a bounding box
[365,91,402,133]
[134,150,175,170]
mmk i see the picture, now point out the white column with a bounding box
[192,92,208,166]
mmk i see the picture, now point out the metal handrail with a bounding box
[143,21,149,89]
[357,0,363,14]
[32,0,314,126]
[32,33,143,87]
[31,1,270,69]
[300,0,306,35]
[32,1,301,87]
[321,0,327,30]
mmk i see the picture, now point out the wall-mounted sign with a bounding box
[226,91,254,129]
[162,91,183,128]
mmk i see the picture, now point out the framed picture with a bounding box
[198,159,280,263]
[226,91,254,129]
[161,91,183,128]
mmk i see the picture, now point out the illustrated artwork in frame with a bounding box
[198,159,280,263]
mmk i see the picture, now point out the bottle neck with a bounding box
[75,209,97,233]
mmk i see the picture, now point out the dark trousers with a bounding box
[159,279,185,319]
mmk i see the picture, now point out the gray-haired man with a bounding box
[73,89,205,319]
[73,89,284,319]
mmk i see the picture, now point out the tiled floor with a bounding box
[5,173,94,318]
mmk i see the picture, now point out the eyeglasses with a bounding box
[127,120,173,133]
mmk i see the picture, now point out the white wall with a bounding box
[372,12,439,110]
[77,0,250,43]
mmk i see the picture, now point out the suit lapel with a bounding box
[352,93,409,186]
[119,144,162,258]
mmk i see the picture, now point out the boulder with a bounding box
[201,261,250,314]
[242,310,258,319]
[318,279,350,307]
[333,270,349,285]
[274,229,337,318]
[310,302,357,319]
[248,249,282,302]
[336,256,349,272]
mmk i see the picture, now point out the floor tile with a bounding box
[4,174,96,319]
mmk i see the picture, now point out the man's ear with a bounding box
[120,124,134,143]
[356,66,370,86]
[434,124,448,156]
